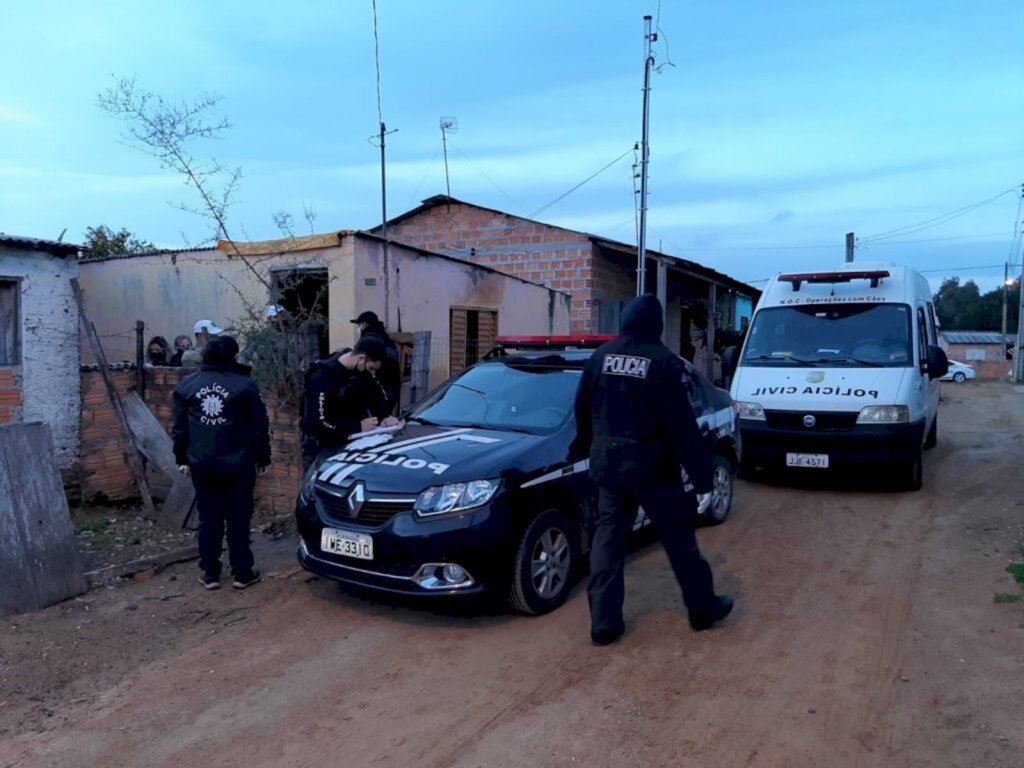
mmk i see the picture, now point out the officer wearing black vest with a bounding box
[573,294,734,645]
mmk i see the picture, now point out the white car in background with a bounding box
[941,361,976,383]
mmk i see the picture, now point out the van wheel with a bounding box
[507,509,578,615]
[923,416,937,450]
[701,455,734,526]
[900,449,923,491]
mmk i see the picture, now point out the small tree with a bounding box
[83,225,155,259]
[97,77,329,408]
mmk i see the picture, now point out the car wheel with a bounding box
[898,448,923,492]
[701,455,734,525]
[923,415,937,450]
[507,509,578,615]
[953,372,966,383]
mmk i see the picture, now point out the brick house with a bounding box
[938,331,1014,380]
[377,195,758,378]
[0,234,81,470]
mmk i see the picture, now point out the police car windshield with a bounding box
[409,363,582,434]
[742,303,913,368]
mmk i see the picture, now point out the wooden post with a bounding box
[71,278,156,516]
[706,283,717,381]
[135,320,146,401]
[410,331,432,406]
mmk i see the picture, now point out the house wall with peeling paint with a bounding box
[0,246,80,470]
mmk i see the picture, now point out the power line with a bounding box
[859,186,1019,243]
[449,142,525,214]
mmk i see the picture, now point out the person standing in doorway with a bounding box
[572,294,734,645]
[173,336,271,590]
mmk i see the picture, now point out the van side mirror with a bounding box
[926,345,949,380]
[722,346,738,378]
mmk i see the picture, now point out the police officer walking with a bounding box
[173,336,271,590]
[573,294,734,645]
[300,335,399,470]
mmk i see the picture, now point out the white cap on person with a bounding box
[194,319,224,335]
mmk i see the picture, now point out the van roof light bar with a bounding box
[778,270,890,291]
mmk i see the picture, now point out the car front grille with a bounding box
[764,410,859,431]
[315,488,415,529]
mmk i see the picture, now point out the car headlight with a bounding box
[298,462,322,503]
[856,405,909,424]
[736,401,766,421]
[415,479,500,518]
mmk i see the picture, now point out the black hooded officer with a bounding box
[572,294,734,645]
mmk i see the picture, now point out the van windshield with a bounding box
[741,303,913,368]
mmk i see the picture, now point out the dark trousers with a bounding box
[192,470,256,578]
[588,482,716,634]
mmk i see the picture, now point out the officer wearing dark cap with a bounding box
[573,294,734,645]
[351,310,401,412]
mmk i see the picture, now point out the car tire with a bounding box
[507,509,578,616]
[700,455,734,526]
[953,372,966,383]
[899,448,923,492]
[923,415,937,450]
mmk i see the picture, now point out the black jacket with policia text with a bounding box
[172,362,271,476]
[572,294,714,494]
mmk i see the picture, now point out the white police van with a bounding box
[729,263,948,490]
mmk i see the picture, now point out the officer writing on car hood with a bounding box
[300,335,400,471]
[573,294,734,645]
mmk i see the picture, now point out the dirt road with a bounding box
[3,383,1023,767]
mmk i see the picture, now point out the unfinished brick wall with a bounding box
[388,202,596,332]
[0,368,22,425]
[80,367,303,517]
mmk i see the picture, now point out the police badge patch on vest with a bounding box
[602,354,650,378]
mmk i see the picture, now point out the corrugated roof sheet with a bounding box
[939,331,1015,344]
[0,233,79,257]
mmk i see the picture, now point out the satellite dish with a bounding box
[440,116,459,133]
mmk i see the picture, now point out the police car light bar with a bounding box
[493,335,616,349]
[779,270,890,291]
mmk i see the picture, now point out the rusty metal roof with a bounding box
[940,331,1015,345]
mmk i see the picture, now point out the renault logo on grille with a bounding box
[347,483,365,517]
[802,415,817,428]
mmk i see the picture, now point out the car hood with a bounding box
[731,366,908,410]
[314,423,550,493]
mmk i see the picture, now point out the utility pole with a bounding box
[440,116,457,200]
[1002,262,1010,363]
[636,14,656,296]
[845,232,855,263]
[379,121,390,331]
[1016,259,1024,383]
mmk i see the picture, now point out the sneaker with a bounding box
[688,595,734,631]
[590,625,625,647]
[232,570,262,589]
[198,573,221,590]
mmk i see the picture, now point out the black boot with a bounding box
[689,595,734,631]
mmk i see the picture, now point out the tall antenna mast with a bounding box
[637,14,656,297]
[440,116,458,199]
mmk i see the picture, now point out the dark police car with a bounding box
[296,336,740,615]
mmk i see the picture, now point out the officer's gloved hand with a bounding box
[696,492,713,515]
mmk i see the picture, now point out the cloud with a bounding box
[0,106,43,125]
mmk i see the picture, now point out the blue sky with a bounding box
[3,0,1024,292]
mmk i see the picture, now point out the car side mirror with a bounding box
[722,346,738,378]
[926,345,949,380]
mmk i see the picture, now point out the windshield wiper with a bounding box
[746,354,816,367]
[812,355,884,368]
[460,421,535,435]
[453,383,487,396]
[405,415,442,427]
